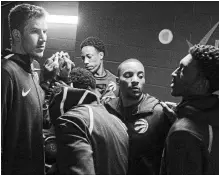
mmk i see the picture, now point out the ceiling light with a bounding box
[47,15,78,24]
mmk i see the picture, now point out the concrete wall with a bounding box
[1,1,78,64]
[2,1,219,102]
[75,1,219,102]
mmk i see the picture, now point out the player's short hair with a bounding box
[80,36,106,56]
[8,3,47,37]
[70,67,96,90]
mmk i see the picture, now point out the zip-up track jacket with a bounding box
[1,52,45,175]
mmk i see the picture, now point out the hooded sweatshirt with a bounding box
[1,50,45,175]
[49,86,129,175]
[160,94,219,175]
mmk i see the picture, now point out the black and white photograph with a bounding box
[1,1,219,175]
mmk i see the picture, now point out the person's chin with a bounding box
[171,89,180,97]
[128,92,142,99]
[32,51,44,59]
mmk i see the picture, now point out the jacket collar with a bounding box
[177,95,219,111]
[49,86,100,122]
[107,93,160,116]
[176,94,219,125]
[2,49,33,73]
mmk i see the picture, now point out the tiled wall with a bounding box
[74,1,219,102]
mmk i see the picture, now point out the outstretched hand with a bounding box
[44,52,60,72]
[160,101,177,123]
[43,51,75,81]
[59,51,75,78]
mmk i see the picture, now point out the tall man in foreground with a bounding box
[80,36,119,100]
[160,44,219,175]
[1,4,48,175]
[105,58,172,175]
[49,67,129,175]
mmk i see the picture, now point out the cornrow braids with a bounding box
[189,44,219,93]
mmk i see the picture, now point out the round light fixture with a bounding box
[159,29,173,44]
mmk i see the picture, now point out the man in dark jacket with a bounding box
[105,58,172,175]
[1,4,48,175]
[49,67,129,175]
[160,44,219,175]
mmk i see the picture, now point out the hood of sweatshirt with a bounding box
[49,86,100,123]
[176,94,219,127]
[2,48,41,74]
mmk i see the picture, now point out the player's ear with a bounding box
[12,29,21,43]
[116,77,120,85]
[99,52,104,60]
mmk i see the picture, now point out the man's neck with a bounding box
[12,44,24,55]
[93,63,106,78]
[182,93,211,102]
[120,93,144,107]
[12,45,33,63]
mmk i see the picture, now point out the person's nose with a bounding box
[131,75,139,85]
[39,31,47,43]
[171,68,178,77]
[84,57,89,65]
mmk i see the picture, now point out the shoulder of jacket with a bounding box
[138,94,163,113]
[2,54,20,71]
[105,97,120,110]
[105,69,117,79]
[169,118,203,140]
[61,106,90,126]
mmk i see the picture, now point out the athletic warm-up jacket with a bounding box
[96,69,119,97]
[105,94,172,175]
[160,95,219,175]
[1,51,45,175]
[49,87,129,175]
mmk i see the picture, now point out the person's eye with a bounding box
[124,72,133,78]
[138,74,144,79]
[81,56,85,60]
[87,55,92,59]
[31,29,38,34]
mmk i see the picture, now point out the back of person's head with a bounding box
[189,44,219,93]
[80,36,106,56]
[70,67,96,90]
[8,3,47,40]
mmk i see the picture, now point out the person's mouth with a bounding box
[131,87,140,91]
[36,45,45,51]
[85,66,93,70]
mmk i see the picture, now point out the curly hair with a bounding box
[70,67,96,90]
[189,44,219,93]
[80,36,106,56]
[8,3,47,39]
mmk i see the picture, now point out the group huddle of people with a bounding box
[2,3,219,175]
